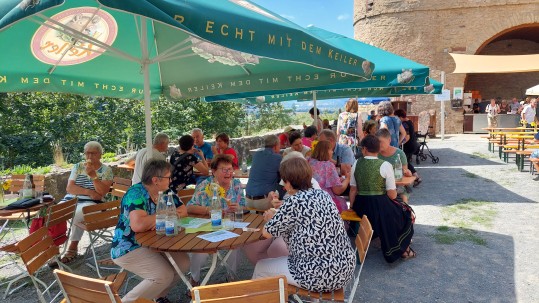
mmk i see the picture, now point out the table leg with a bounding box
[200,253,218,286]
[164,252,193,290]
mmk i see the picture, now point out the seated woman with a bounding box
[395,109,422,187]
[211,133,239,169]
[307,140,350,213]
[362,119,378,137]
[349,135,415,263]
[59,141,113,264]
[169,134,209,192]
[531,132,539,181]
[187,154,245,284]
[252,158,355,292]
[111,159,189,303]
[376,128,412,203]
[283,131,311,157]
[302,125,318,148]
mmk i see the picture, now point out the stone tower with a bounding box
[354,0,539,133]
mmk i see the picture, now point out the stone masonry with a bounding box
[354,0,539,134]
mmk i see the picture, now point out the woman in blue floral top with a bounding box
[111,160,188,303]
[186,154,245,285]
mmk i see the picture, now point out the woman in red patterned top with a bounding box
[211,133,239,169]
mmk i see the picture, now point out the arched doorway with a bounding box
[464,23,539,101]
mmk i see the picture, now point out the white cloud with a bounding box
[337,14,349,21]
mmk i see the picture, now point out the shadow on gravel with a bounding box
[411,167,535,205]
[355,224,516,303]
[413,148,504,167]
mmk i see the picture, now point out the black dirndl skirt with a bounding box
[352,194,414,263]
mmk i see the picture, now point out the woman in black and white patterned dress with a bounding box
[252,158,356,292]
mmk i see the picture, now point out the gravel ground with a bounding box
[1,134,538,302]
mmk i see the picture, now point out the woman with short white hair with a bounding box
[57,141,113,264]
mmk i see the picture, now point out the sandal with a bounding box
[401,247,416,260]
[413,178,422,187]
[59,249,79,264]
[185,277,200,298]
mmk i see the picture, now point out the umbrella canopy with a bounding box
[211,79,443,104]
[204,26,433,101]
[526,84,539,96]
[0,0,374,148]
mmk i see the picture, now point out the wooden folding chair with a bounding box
[1,197,78,298]
[110,177,132,200]
[15,226,70,303]
[191,275,288,303]
[81,200,121,277]
[54,269,127,303]
[46,197,78,256]
[288,215,373,303]
[177,188,195,204]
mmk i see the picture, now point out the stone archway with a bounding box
[464,23,539,100]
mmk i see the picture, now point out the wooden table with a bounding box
[117,163,135,171]
[396,176,416,187]
[135,213,264,289]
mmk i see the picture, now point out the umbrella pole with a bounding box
[141,17,153,156]
[313,91,318,132]
[440,71,445,140]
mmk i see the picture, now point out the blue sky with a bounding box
[251,0,354,38]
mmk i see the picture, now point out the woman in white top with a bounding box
[486,99,500,128]
[282,131,311,158]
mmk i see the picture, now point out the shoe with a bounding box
[185,278,200,298]
[155,297,172,303]
[533,175,539,181]
[401,247,416,260]
[413,178,422,187]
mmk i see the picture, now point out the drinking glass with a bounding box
[35,191,43,203]
[224,212,235,230]
[235,205,244,222]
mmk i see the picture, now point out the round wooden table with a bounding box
[135,213,265,288]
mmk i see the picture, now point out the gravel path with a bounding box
[1,134,538,302]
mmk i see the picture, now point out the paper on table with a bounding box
[197,230,239,242]
[232,222,250,229]
[179,217,211,229]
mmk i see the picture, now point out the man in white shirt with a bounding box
[129,133,170,184]
[521,98,537,128]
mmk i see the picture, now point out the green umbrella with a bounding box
[204,26,434,102]
[0,0,374,148]
[217,80,443,104]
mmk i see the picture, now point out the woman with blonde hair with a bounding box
[336,98,363,147]
[308,140,350,212]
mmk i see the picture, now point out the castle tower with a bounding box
[354,0,539,133]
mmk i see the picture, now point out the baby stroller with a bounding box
[414,126,439,164]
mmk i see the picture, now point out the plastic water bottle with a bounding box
[155,191,166,235]
[210,191,222,230]
[394,157,403,181]
[241,161,248,174]
[20,174,32,198]
[165,192,178,236]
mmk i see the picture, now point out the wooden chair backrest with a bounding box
[54,269,121,303]
[82,200,121,231]
[110,177,132,199]
[18,226,60,275]
[8,174,45,194]
[177,188,196,204]
[355,215,373,264]
[47,197,78,227]
[191,276,287,303]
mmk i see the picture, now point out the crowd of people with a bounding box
[56,98,425,302]
[469,97,537,128]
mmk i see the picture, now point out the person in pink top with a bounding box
[212,133,239,169]
[302,125,318,148]
[307,140,350,212]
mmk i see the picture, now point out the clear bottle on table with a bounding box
[20,174,33,198]
[394,156,403,181]
[155,191,166,235]
[210,190,222,230]
[165,192,178,236]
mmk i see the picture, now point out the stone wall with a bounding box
[42,134,272,200]
[353,0,539,134]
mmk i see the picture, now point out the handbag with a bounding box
[29,207,68,246]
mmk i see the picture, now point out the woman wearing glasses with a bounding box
[57,141,113,265]
[186,154,246,286]
[111,159,189,303]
